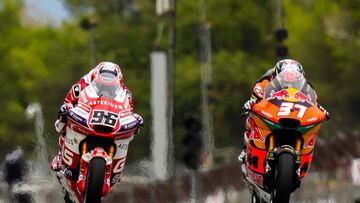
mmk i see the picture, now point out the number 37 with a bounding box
[277,102,307,118]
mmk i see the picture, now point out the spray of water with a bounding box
[3,102,64,203]
[25,102,49,177]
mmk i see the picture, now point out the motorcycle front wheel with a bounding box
[83,157,106,203]
[273,153,294,203]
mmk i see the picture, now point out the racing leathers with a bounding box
[239,68,329,164]
[50,66,143,171]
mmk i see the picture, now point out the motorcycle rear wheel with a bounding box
[83,157,106,203]
[273,153,294,203]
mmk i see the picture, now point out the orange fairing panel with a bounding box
[250,114,271,150]
[247,142,267,174]
[253,99,326,126]
[301,123,322,155]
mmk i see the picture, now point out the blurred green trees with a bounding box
[0,0,359,162]
[0,0,89,157]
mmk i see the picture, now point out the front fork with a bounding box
[265,135,302,191]
[77,142,115,197]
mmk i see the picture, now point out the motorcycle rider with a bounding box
[238,59,329,164]
[50,61,143,171]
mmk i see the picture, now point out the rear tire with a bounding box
[83,157,106,203]
[273,153,294,203]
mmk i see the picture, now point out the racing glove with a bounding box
[243,97,257,114]
[55,103,73,133]
[133,113,144,135]
[58,103,73,117]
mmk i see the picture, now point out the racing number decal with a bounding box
[294,104,307,118]
[277,102,293,116]
[90,110,119,127]
[113,160,125,173]
[63,148,74,166]
[277,102,307,118]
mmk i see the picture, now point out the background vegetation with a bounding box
[0,0,359,163]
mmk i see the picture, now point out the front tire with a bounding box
[273,153,294,203]
[83,157,106,203]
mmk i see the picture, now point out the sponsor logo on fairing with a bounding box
[261,110,273,118]
[268,89,290,100]
[111,174,121,185]
[69,112,83,122]
[306,117,318,122]
[118,144,128,150]
[64,136,79,145]
[294,91,314,105]
[254,86,264,97]
[304,135,316,148]
[88,100,124,110]
[268,89,314,105]
[124,121,138,130]
[247,169,263,188]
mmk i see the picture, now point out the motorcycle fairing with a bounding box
[244,77,328,201]
[245,87,327,189]
[58,82,140,203]
[247,113,322,180]
[246,141,267,175]
[62,123,134,171]
[66,84,140,139]
[250,111,323,156]
[253,100,326,126]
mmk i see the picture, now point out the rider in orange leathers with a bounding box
[238,59,329,163]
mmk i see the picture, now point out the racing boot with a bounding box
[238,129,251,164]
[51,151,62,171]
[238,149,246,165]
[50,135,65,171]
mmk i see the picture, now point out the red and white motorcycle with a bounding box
[56,76,143,203]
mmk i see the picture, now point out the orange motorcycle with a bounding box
[241,71,329,203]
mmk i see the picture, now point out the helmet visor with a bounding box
[276,68,306,90]
[92,73,122,98]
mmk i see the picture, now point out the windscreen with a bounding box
[276,68,306,90]
[264,69,316,107]
[91,73,122,98]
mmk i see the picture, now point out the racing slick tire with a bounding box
[273,153,294,203]
[83,157,106,203]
